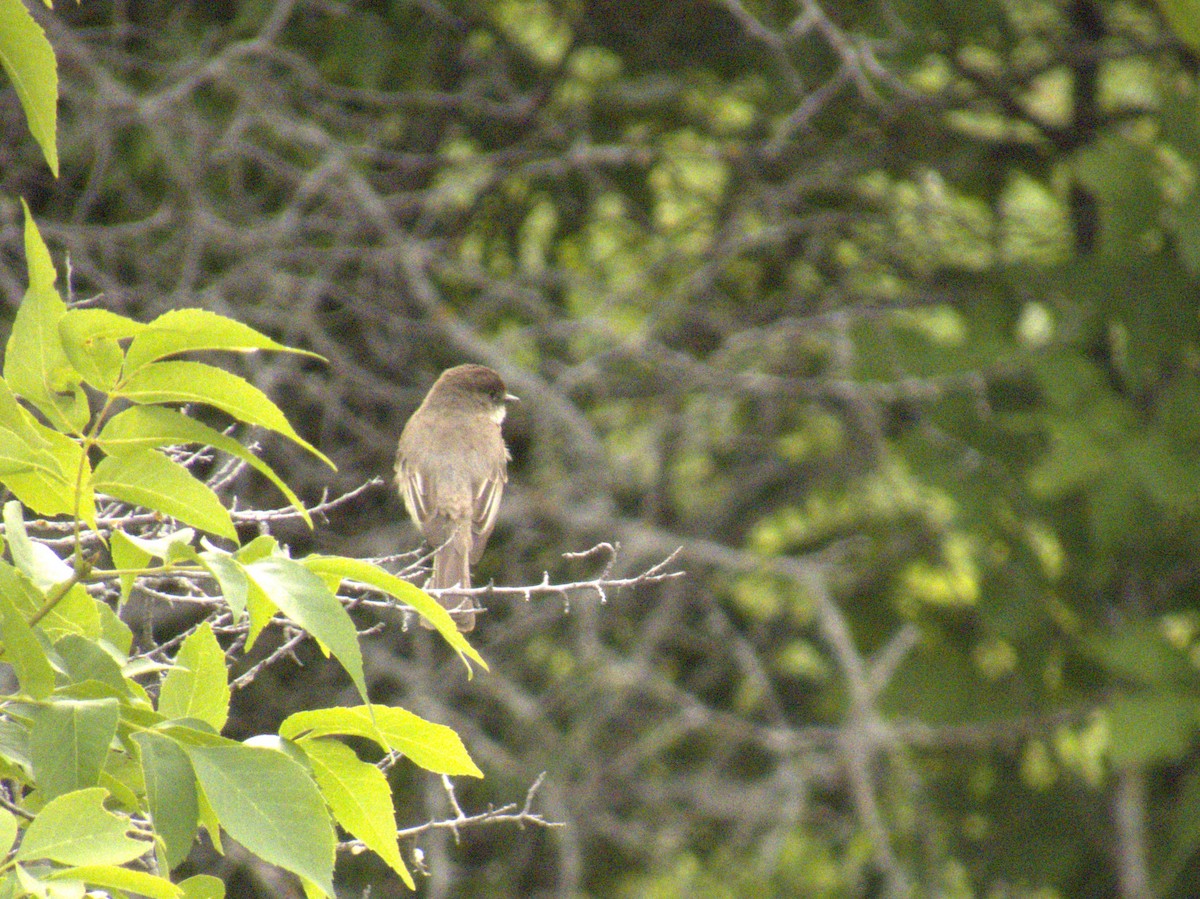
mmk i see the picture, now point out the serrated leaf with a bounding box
[125,308,322,373]
[0,392,92,522]
[17,787,146,866]
[182,740,335,897]
[158,622,230,731]
[281,704,482,777]
[242,555,367,703]
[115,360,332,467]
[0,7,58,174]
[58,308,144,391]
[134,730,199,871]
[6,209,86,432]
[47,865,182,899]
[304,555,486,674]
[301,738,413,888]
[30,698,120,799]
[99,405,310,526]
[94,448,237,541]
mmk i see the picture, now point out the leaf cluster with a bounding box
[0,207,488,897]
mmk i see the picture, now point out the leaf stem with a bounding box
[27,551,98,627]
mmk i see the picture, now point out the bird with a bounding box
[395,364,517,631]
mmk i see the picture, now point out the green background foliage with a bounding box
[5,0,1200,896]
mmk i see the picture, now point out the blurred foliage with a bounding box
[6,0,1200,896]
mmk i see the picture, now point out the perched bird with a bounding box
[395,364,516,631]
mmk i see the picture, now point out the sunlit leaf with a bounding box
[0,5,57,174]
[116,360,333,467]
[94,448,237,541]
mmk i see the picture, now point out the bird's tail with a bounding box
[422,524,477,632]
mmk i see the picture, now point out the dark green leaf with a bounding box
[135,730,199,871]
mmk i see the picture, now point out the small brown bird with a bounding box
[395,364,517,631]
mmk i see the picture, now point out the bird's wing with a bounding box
[470,469,507,562]
[398,459,431,526]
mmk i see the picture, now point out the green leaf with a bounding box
[16,787,147,866]
[93,448,237,541]
[59,308,144,391]
[281,704,482,777]
[54,634,128,695]
[97,601,133,656]
[99,405,311,526]
[110,530,150,606]
[179,875,226,899]
[0,555,98,642]
[0,808,17,856]
[47,865,183,899]
[30,698,120,799]
[301,738,413,888]
[242,555,368,703]
[134,730,199,871]
[182,740,335,897]
[19,200,53,292]
[158,622,230,731]
[1108,691,1196,766]
[196,549,248,622]
[6,209,87,432]
[0,580,53,699]
[1157,0,1200,52]
[304,555,487,674]
[0,9,58,174]
[125,308,322,373]
[0,717,30,772]
[115,360,333,467]
[0,385,93,521]
[111,527,198,607]
[1087,623,1196,687]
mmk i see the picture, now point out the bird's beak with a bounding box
[505,393,520,403]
